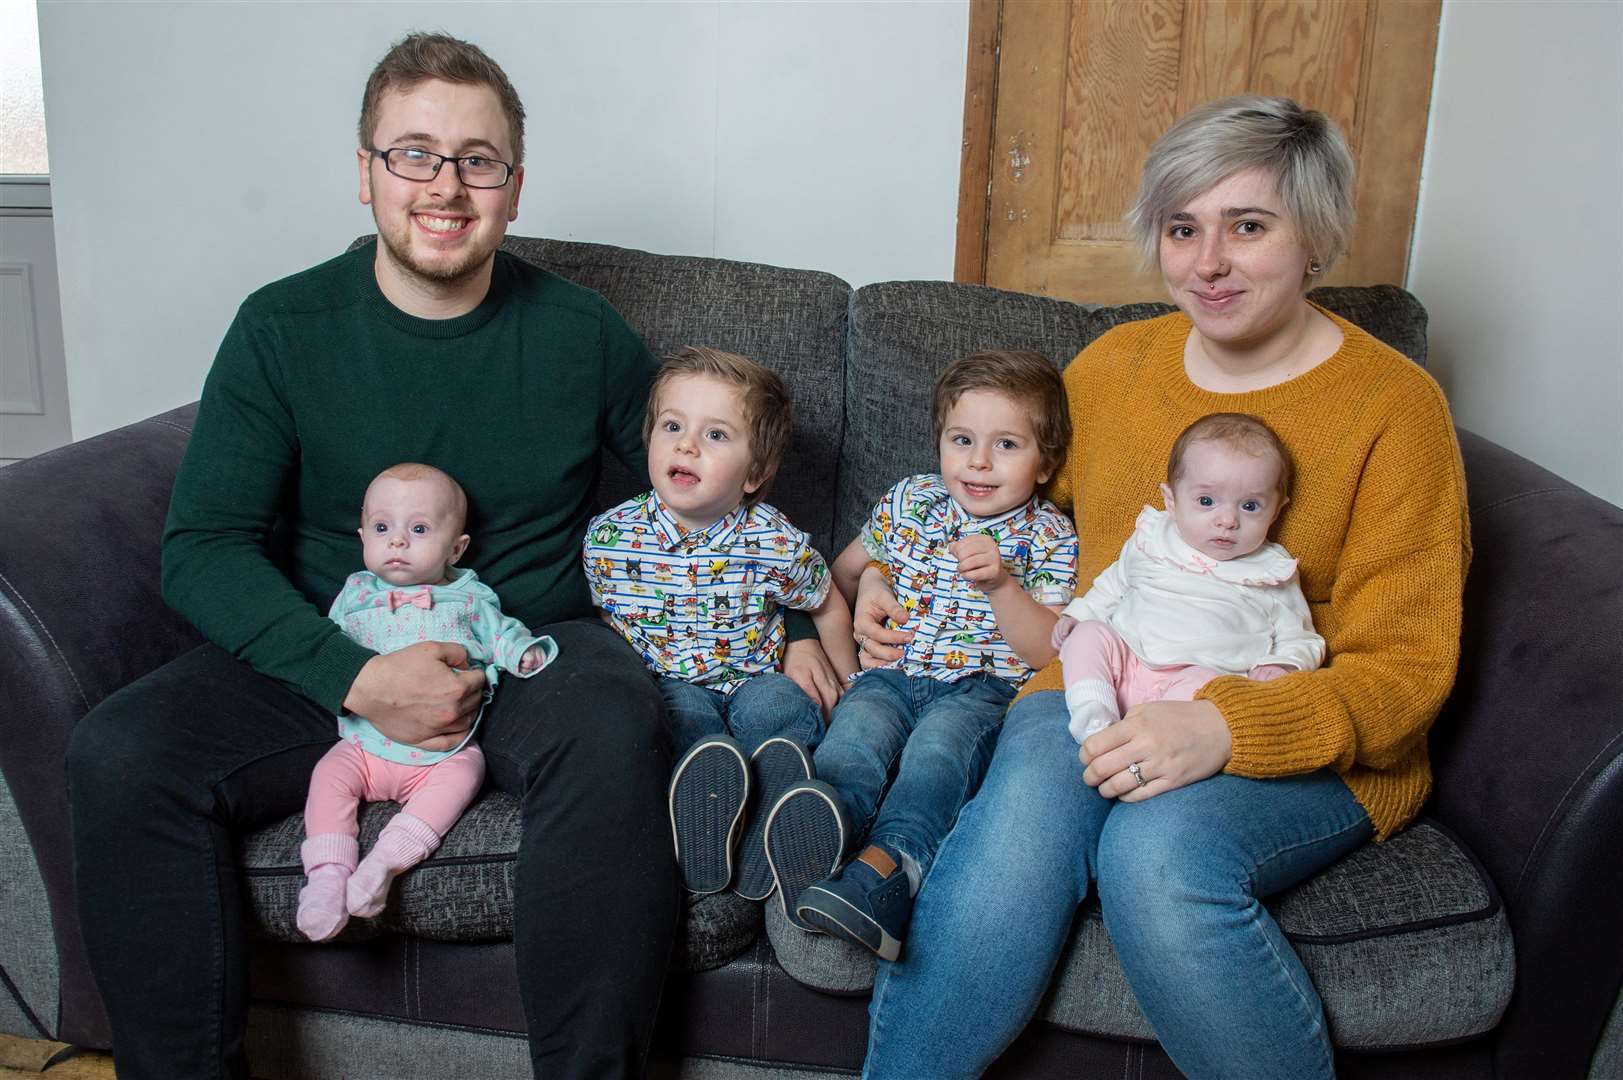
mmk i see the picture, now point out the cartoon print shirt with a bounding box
[1062,505,1324,675]
[861,473,1078,685]
[328,567,556,766]
[583,491,831,694]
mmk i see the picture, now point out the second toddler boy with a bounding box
[583,346,859,899]
[765,350,1079,960]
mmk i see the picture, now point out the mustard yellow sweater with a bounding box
[1025,308,1471,839]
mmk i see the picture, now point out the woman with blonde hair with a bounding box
[855,95,1469,1078]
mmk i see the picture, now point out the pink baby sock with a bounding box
[297,833,360,943]
[347,812,443,919]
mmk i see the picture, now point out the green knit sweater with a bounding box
[162,246,658,712]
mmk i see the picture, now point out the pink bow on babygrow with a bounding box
[387,588,434,612]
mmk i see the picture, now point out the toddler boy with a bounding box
[764,350,1078,959]
[583,347,859,899]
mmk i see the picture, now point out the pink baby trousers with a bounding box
[304,740,486,838]
[1060,620,1221,738]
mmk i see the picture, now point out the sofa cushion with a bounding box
[836,282,1427,549]
[764,818,1513,1051]
[240,793,761,973]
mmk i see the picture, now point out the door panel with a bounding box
[965,0,1440,303]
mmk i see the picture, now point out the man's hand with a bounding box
[1078,698,1231,802]
[342,642,486,752]
[949,535,1008,591]
[784,637,844,721]
[852,566,912,669]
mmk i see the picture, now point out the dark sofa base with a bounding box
[248,935,1499,1080]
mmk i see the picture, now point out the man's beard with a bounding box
[374,208,492,287]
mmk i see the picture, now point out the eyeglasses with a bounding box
[369,147,514,189]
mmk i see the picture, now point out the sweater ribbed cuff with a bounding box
[1197,675,1336,778]
[304,633,378,715]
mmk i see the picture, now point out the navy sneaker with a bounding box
[732,736,814,901]
[668,735,750,894]
[796,843,914,961]
[762,779,848,932]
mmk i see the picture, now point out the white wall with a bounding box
[37,0,968,441]
[1409,0,1623,506]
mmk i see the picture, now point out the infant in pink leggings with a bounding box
[297,462,555,942]
[1054,413,1324,755]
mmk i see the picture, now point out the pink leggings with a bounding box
[1059,620,1220,732]
[304,740,486,839]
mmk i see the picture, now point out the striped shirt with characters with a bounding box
[584,492,831,694]
[861,473,1077,685]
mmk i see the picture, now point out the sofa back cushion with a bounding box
[497,237,852,554]
[836,282,1428,549]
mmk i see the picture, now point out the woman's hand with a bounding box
[852,566,913,669]
[1078,699,1232,802]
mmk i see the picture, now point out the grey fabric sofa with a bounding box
[2,236,1620,1079]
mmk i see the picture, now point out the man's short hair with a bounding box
[359,32,527,165]
[643,347,794,506]
[1126,95,1355,277]
[931,350,1071,479]
[1166,413,1293,502]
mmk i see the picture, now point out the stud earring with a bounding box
[1307,259,1324,275]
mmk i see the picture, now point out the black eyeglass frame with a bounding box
[368,147,515,189]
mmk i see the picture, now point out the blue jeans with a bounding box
[659,672,824,758]
[864,689,1373,1079]
[815,669,1014,874]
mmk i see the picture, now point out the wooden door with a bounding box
[956,0,1441,302]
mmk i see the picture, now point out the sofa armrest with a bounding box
[1427,428,1623,1076]
[0,403,202,1042]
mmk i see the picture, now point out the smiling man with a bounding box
[65,33,681,1079]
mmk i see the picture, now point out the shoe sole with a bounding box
[668,737,750,894]
[763,781,846,933]
[733,737,814,901]
[797,884,903,962]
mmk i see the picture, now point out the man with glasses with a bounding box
[67,32,692,1079]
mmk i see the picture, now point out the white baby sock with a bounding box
[1065,679,1121,743]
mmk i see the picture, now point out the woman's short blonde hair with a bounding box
[1126,95,1355,276]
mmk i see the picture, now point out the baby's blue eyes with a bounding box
[411,523,429,535]
[706,428,727,442]
[1192,497,1265,513]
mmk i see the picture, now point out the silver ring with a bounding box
[1127,761,1147,788]
[856,634,868,653]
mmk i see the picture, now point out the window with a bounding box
[1,0,51,175]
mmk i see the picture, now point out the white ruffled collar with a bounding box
[1132,506,1297,586]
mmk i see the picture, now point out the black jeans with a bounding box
[66,617,680,1079]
